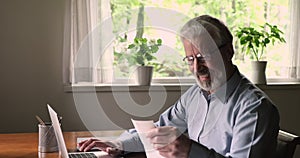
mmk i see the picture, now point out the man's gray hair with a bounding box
[180,15,233,49]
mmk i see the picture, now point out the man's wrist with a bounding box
[109,140,123,151]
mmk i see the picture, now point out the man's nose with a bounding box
[193,57,198,73]
[193,57,206,72]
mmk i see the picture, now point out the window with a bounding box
[63,0,300,84]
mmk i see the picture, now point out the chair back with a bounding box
[275,130,300,158]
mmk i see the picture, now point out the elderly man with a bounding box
[79,15,280,158]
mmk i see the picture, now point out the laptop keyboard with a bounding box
[68,152,97,158]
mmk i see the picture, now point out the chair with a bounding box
[276,130,300,158]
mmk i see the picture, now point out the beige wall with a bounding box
[0,0,299,156]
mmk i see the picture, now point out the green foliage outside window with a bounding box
[236,23,286,61]
[114,37,162,65]
[109,0,289,79]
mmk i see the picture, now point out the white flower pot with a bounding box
[135,66,153,86]
[251,61,267,84]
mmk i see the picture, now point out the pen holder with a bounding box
[38,123,58,153]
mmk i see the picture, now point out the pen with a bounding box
[35,115,45,125]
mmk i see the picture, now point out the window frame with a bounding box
[65,0,300,85]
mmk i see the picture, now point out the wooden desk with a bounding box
[0,131,145,158]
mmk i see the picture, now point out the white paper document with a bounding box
[131,119,164,158]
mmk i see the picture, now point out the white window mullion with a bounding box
[97,0,114,83]
[288,0,300,79]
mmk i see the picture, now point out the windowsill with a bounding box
[256,82,300,90]
[64,83,193,92]
[64,82,300,92]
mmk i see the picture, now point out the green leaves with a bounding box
[235,22,286,61]
[128,44,135,49]
[114,37,162,67]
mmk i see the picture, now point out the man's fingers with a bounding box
[79,138,94,151]
[153,143,168,149]
[156,145,172,157]
[147,126,177,138]
[77,139,123,156]
[150,135,175,144]
[78,140,86,146]
[78,138,99,147]
[79,139,110,152]
[158,151,169,158]
[83,141,97,152]
[106,147,122,155]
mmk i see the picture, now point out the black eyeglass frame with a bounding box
[182,43,228,65]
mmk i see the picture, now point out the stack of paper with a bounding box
[131,119,164,158]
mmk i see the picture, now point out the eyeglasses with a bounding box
[182,43,228,65]
[183,53,212,65]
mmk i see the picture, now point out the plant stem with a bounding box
[259,47,264,61]
[252,47,259,61]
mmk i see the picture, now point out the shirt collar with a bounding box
[200,66,242,104]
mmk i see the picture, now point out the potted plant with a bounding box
[235,22,286,84]
[114,37,162,85]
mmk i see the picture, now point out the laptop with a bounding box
[47,104,114,158]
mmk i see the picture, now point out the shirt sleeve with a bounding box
[228,97,279,158]
[117,86,194,153]
[188,97,279,158]
[154,96,188,133]
[117,128,144,152]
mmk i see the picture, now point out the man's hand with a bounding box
[78,138,123,156]
[146,126,192,158]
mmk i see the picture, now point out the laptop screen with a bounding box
[47,104,69,158]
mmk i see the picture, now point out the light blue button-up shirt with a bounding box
[118,68,280,158]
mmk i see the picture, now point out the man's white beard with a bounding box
[194,69,225,92]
